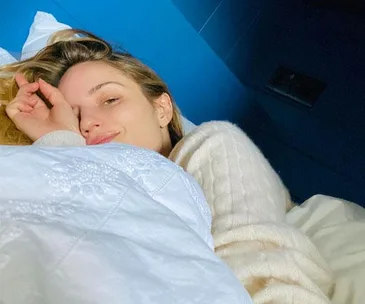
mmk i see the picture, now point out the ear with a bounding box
[154,93,173,128]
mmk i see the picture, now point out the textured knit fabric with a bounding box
[169,121,333,304]
[287,195,365,304]
[33,130,86,146]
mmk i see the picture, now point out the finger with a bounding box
[15,73,40,96]
[38,78,66,106]
[17,81,39,96]
[17,103,34,113]
[28,97,39,106]
[5,101,19,118]
[18,96,38,107]
[15,73,29,87]
[7,95,38,111]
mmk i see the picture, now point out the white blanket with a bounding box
[287,195,365,304]
[170,122,333,303]
[170,121,365,304]
[0,144,252,303]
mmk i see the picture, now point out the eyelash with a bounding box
[103,98,120,105]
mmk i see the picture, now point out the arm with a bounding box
[169,121,332,303]
[169,121,289,226]
[32,130,86,146]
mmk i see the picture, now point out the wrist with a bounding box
[33,130,86,146]
[34,125,80,142]
[47,123,81,137]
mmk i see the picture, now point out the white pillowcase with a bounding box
[0,47,17,66]
[21,11,71,60]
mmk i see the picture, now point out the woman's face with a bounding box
[58,61,173,155]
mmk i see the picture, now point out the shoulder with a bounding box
[169,120,256,165]
[194,120,243,136]
[179,120,247,145]
[181,120,254,149]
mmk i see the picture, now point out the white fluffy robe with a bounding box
[169,121,334,304]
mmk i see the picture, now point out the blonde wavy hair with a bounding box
[0,29,183,146]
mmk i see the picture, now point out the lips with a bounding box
[87,132,120,145]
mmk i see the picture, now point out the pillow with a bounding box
[0,47,17,66]
[21,11,197,134]
[21,11,71,60]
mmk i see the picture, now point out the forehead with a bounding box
[59,61,122,89]
[58,61,134,105]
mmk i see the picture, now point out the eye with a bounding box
[103,98,120,105]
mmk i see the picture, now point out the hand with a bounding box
[6,73,80,141]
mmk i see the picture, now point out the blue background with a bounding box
[1,0,365,206]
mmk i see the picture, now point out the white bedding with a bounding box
[0,144,252,303]
[286,195,365,304]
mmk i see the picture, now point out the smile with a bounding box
[88,132,120,145]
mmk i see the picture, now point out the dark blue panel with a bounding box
[224,8,282,89]
[226,4,365,183]
[239,0,304,10]
[171,0,222,31]
[260,115,352,170]
[337,102,365,183]
[194,0,365,203]
[252,129,364,206]
[225,5,363,91]
[200,0,260,59]
[340,145,365,188]
[225,6,337,89]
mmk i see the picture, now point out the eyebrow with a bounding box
[88,81,125,95]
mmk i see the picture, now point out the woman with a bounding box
[0,29,333,303]
[0,29,182,153]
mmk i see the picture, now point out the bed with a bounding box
[1,11,365,304]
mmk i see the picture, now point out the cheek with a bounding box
[115,101,157,124]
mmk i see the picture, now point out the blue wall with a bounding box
[0,0,265,129]
[173,0,365,206]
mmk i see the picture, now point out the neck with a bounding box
[160,140,172,158]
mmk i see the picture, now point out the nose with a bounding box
[79,110,102,137]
